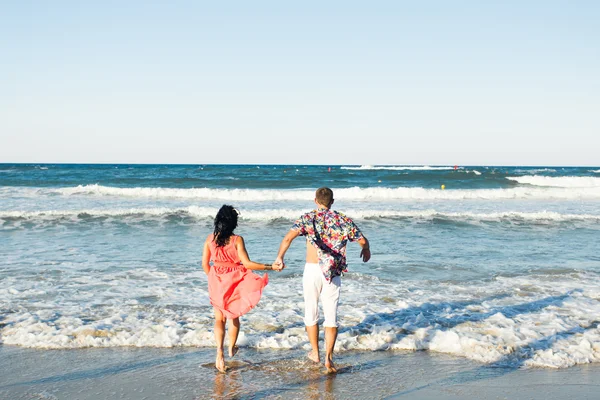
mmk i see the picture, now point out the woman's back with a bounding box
[208,234,241,267]
[206,231,268,320]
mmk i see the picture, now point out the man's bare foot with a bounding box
[325,357,337,374]
[216,350,228,373]
[307,350,320,363]
[228,345,239,358]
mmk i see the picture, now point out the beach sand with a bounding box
[1,345,599,399]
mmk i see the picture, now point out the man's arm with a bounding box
[357,236,371,262]
[346,216,370,263]
[274,229,300,267]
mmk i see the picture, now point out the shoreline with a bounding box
[2,345,599,399]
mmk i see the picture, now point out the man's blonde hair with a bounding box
[316,187,334,208]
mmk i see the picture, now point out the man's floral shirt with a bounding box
[292,209,364,281]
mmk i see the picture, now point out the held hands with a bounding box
[265,258,285,271]
[271,257,285,271]
[271,261,284,271]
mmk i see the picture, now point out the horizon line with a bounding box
[1,162,600,168]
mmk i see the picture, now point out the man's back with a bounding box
[292,208,363,280]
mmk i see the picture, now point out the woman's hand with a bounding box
[272,261,284,271]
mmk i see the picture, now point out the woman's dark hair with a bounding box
[213,205,238,247]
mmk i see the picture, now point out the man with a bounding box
[274,187,371,373]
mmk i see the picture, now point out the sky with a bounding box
[1,1,598,166]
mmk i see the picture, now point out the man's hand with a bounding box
[360,247,371,262]
[357,237,371,262]
[273,257,285,271]
[272,261,285,271]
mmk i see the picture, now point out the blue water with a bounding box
[0,164,596,189]
[1,164,599,368]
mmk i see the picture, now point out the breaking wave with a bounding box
[5,184,600,201]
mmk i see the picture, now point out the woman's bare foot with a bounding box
[228,345,239,358]
[307,350,320,363]
[215,349,228,373]
[325,357,337,374]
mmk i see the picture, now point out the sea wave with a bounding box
[2,271,600,369]
[5,184,600,201]
[507,175,600,188]
[2,207,600,225]
[513,168,557,174]
[341,165,458,170]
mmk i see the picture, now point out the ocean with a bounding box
[1,164,600,370]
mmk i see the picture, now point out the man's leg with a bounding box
[324,326,338,372]
[303,263,322,363]
[306,323,320,362]
[322,275,341,373]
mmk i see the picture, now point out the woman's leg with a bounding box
[228,317,240,357]
[214,308,227,372]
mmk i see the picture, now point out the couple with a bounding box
[201,187,371,373]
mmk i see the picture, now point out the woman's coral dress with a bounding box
[207,234,268,319]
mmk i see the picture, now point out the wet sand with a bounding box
[1,345,599,399]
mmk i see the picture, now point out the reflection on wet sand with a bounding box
[205,355,342,399]
[307,373,336,400]
[211,369,242,399]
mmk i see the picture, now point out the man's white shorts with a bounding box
[303,263,341,328]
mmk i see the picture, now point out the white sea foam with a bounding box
[592,170,600,173]
[2,268,600,369]
[341,165,458,171]
[0,207,211,220]
[50,185,315,200]
[513,168,557,174]
[6,184,600,201]
[507,176,600,188]
[1,207,600,225]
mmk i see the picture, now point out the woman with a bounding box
[202,205,282,372]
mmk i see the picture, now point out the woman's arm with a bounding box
[201,238,211,274]
[235,236,277,271]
